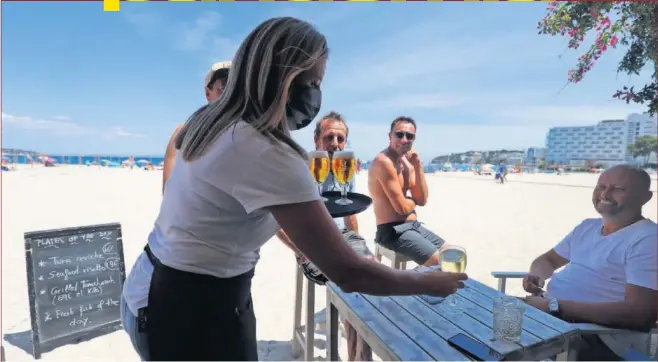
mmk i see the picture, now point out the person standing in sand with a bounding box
[368,116,446,266]
[161,61,231,193]
[121,18,467,361]
[276,111,373,361]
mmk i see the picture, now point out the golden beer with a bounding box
[308,151,330,183]
[331,150,356,185]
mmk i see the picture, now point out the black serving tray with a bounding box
[322,191,372,218]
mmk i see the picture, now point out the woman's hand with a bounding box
[421,271,468,297]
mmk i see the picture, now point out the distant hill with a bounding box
[431,149,525,164]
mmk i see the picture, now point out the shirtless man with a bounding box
[161,61,231,193]
[368,116,445,266]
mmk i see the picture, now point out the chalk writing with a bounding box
[25,224,126,349]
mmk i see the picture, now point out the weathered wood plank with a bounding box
[327,283,432,361]
[393,295,520,356]
[464,278,576,334]
[415,291,539,351]
[457,284,562,341]
[361,294,470,361]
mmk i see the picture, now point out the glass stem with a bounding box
[318,183,323,197]
[341,183,347,200]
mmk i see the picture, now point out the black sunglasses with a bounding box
[324,134,346,143]
[394,132,415,141]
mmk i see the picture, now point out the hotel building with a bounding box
[545,113,657,166]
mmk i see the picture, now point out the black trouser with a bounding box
[144,246,257,361]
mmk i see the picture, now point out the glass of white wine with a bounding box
[438,244,467,309]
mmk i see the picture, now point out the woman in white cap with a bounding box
[121,17,468,361]
[161,61,231,192]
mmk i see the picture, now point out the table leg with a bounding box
[327,290,339,361]
[556,336,580,361]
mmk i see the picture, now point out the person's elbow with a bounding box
[392,204,411,216]
[628,304,658,331]
[415,197,427,207]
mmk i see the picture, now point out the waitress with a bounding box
[121,16,468,361]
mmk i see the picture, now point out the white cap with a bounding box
[204,61,232,87]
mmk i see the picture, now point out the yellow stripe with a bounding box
[103,0,120,12]
[100,0,553,12]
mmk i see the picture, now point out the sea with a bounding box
[4,154,165,167]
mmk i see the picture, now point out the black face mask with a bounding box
[286,84,322,131]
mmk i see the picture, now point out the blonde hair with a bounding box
[175,17,329,161]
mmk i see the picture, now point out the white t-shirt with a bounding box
[122,121,320,315]
[546,218,657,352]
[547,218,657,302]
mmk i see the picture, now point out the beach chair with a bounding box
[491,271,657,358]
[374,244,413,270]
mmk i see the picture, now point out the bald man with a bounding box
[162,61,231,193]
[521,165,656,360]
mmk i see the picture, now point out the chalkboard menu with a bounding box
[24,223,126,359]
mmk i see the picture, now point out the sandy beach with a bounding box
[2,167,657,360]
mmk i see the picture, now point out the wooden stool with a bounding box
[291,263,317,361]
[375,244,413,270]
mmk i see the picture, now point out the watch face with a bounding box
[549,299,559,312]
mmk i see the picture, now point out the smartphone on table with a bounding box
[447,333,506,361]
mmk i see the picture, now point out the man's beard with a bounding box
[594,199,623,216]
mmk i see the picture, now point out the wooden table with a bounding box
[326,277,582,361]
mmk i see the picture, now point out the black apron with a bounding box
[143,244,258,361]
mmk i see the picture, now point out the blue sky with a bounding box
[2,2,653,160]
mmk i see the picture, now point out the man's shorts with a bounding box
[297,229,373,286]
[375,221,445,265]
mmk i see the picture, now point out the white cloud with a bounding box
[358,93,469,110]
[107,127,144,139]
[329,30,540,93]
[174,11,222,51]
[124,9,238,63]
[123,9,163,38]
[2,112,144,138]
[53,115,70,121]
[2,112,91,136]
[487,103,648,126]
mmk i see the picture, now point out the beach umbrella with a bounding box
[136,159,149,165]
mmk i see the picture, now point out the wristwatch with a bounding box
[548,298,560,317]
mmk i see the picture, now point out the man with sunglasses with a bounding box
[276,111,373,361]
[161,61,231,193]
[368,116,445,266]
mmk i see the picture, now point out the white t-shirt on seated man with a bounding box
[547,218,657,303]
[546,218,657,350]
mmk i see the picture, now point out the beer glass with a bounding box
[331,150,355,205]
[308,151,330,202]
